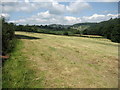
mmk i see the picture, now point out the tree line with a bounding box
[82,18,120,43]
[15,24,80,36]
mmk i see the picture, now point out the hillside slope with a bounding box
[71,23,97,31]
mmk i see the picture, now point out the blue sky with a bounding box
[1,1,118,25]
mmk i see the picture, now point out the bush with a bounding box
[63,32,69,35]
[2,18,16,55]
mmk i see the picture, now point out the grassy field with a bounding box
[3,31,118,88]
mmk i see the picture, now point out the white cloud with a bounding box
[82,13,118,22]
[66,1,91,14]
[25,0,30,3]
[2,1,91,15]
[107,14,118,18]
[1,0,119,2]
[2,2,39,13]
[98,0,118,1]
[0,13,10,18]
[85,14,105,20]
[64,16,81,24]
[48,1,91,15]
[9,11,81,25]
[49,2,66,14]
[3,1,117,25]
[2,0,18,2]
[27,0,120,2]
[37,11,51,18]
[8,10,118,25]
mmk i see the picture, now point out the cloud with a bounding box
[48,1,91,15]
[27,0,119,2]
[49,2,66,14]
[27,0,120,2]
[8,10,118,25]
[2,0,18,2]
[91,0,119,2]
[2,2,39,13]
[1,0,119,2]
[64,16,81,24]
[9,11,81,25]
[107,14,118,18]
[82,13,118,22]
[66,1,91,14]
[37,11,51,18]
[25,0,30,2]
[0,13,10,18]
[2,0,117,25]
[2,1,91,15]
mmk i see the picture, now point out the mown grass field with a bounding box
[3,31,118,88]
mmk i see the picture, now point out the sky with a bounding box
[0,0,119,25]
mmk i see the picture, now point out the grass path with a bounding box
[3,31,118,88]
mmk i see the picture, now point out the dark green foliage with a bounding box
[82,18,120,43]
[15,24,80,36]
[72,22,97,28]
[2,18,16,55]
[73,22,97,26]
[70,23,97,30]
[111,24,120,42]
[63,31,69,35]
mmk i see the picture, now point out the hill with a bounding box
[48,24,71,29]
[82,18,120,42]
[70,23,97,31]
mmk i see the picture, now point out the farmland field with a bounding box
[3,31,118,88]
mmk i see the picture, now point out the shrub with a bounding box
[63,32,69,35]
[2,18,16,55]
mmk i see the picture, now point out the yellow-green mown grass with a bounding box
[3,31,118,88]
[2,39,44,88]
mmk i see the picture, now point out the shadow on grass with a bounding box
[15,35,41,40]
